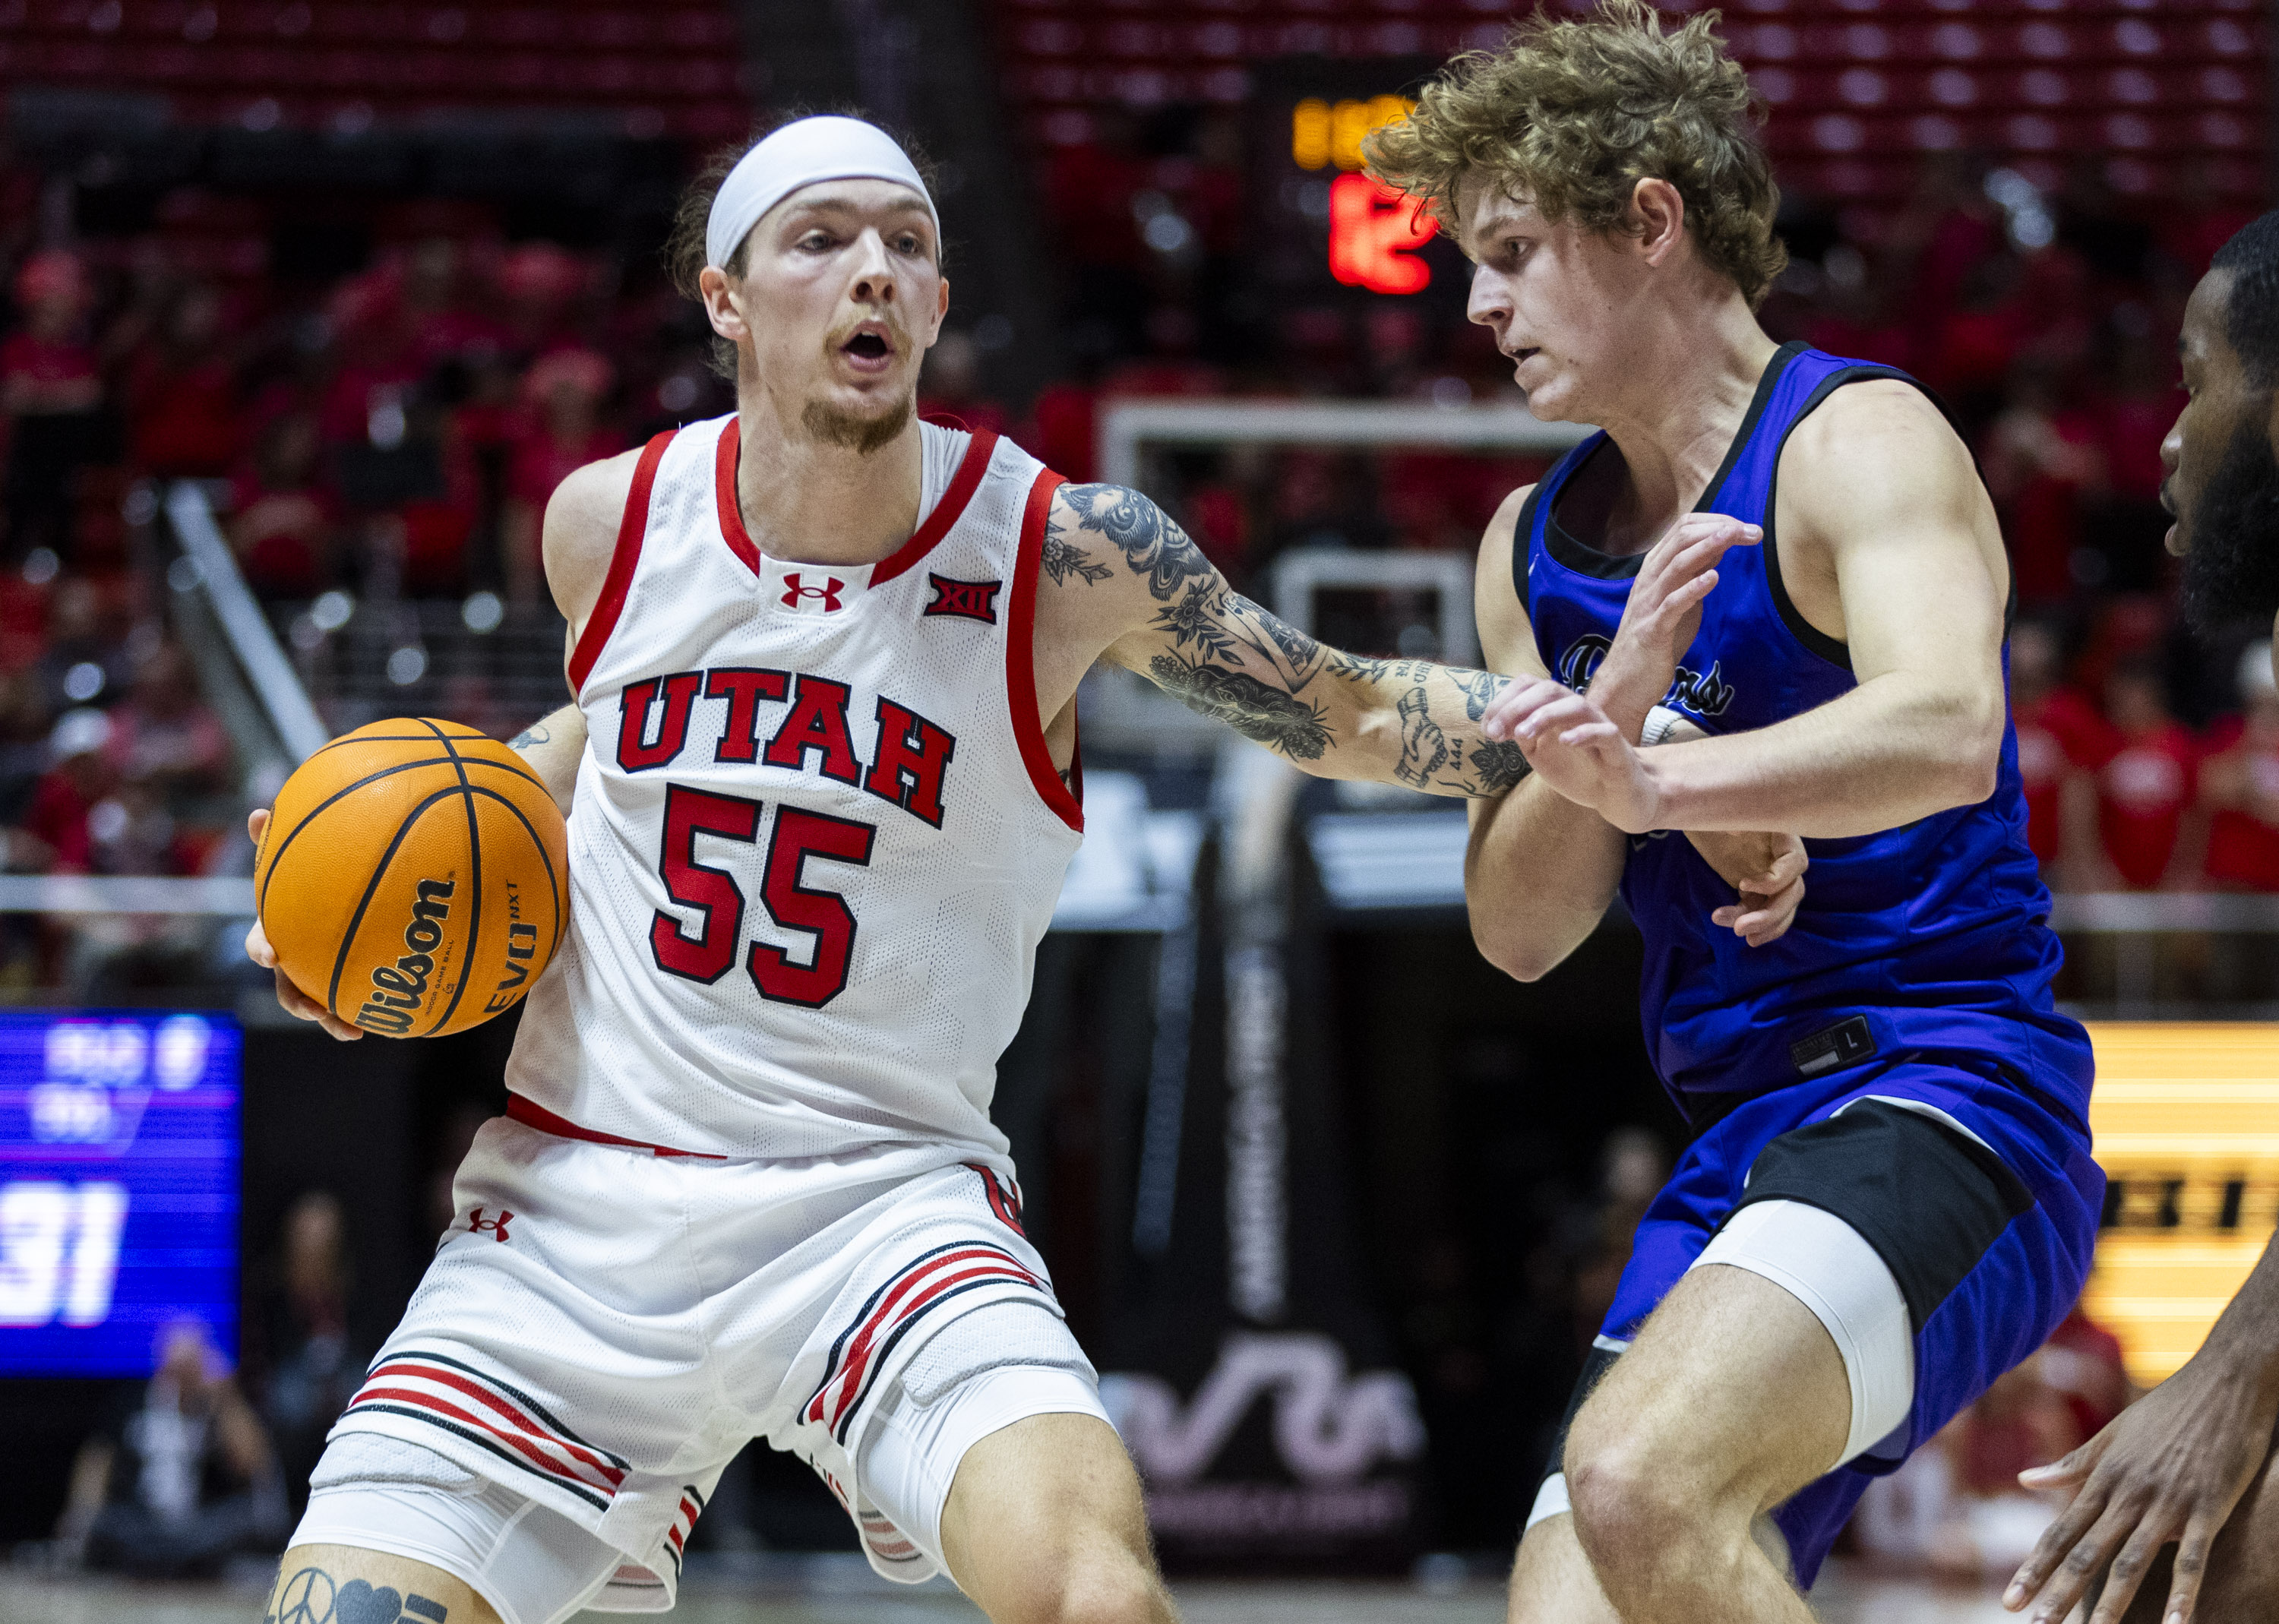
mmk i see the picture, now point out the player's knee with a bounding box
[1564,1438,1696,1582]
[988,1546,1166,1624]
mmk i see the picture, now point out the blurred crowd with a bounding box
[0,129,2268,965]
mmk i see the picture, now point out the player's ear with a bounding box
[931,274,950,341]
[699,265,750,344]
[1631,178,1686,268]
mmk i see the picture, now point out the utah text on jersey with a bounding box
[501,418,1083,1164]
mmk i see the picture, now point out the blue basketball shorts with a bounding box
[1536,1051,2104,1589]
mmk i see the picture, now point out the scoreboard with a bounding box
[0,1010,241,1376]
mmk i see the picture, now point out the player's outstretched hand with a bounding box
[1481,675,1660,832]
[1592,513,1761,713]
[1689,831,1807,946]
[242,808,362,1042]
[2003,1348,2279,1624]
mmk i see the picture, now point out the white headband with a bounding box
[704,115,939,273]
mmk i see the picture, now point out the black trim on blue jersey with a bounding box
[1698,339,1810,513]
[1541,438,1639,581]
[1531,341,1809,585]
[1511,478,1552,618]
[1761,364,1980,673]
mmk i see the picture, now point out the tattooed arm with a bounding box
[1042,482,1528,798]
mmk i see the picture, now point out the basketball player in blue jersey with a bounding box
[1999,214,2279,1624]
[1368,5,2103,1619]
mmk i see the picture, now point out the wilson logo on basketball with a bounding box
[355,878,456,1035]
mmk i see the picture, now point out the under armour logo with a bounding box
[781,573,847,612]
[924,573,1002,625]
[466,1206,514,1242]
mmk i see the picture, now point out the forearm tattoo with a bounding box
[1051,484,1531,795]
[507,720,552,751]
[266,1562,452,1624]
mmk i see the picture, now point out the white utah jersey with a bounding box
[504,416,1083,1164]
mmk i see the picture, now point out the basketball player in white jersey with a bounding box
[241,115,1796,1624]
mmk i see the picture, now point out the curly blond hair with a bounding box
[1364,1,1787,305]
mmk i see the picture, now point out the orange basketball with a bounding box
[254,718,569,1038]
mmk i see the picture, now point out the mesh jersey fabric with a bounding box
[505,416,1083,1162]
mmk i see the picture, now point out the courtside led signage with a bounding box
[2081,1022,2279,1385]
[0,1011,241,1376]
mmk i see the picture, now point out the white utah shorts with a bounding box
[296,1110,1107,1613]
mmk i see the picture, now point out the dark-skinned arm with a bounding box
[2005,1239,2279,1624]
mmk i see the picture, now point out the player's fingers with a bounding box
[2024,1496,2138,1623]
[2009,1482,2114,1611]
[1514,696,1598,741]
[270,967,359,1040]
[246,806,270,843]
[1655,516,1759,564]
[1660,570,1719,617]
[2019,1440,2100,1492]
[244,916,276,968]
[1733,883,1803,945]
[1481,678,1566,741]
[1555,721,1621,750]
[1759,843,1810,889]
[2162,1511,2220,1624]
[2088,1512,2179,1624]
[271,968,322,1020]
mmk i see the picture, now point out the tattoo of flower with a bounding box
[1152,583,1240,659]
[1148,653,1332,760]
[1468,739,1531,793]
[1042,534,1111,588]
[1062,483,1215,602]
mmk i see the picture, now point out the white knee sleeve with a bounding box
[1693,1198,1916,1468]
[292,1436,630,1624]
[855,1301,1109,1582]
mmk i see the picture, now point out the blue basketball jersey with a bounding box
[1518,341,2094,1125]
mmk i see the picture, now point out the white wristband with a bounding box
[1639,705,1688,748]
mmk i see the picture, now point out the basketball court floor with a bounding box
[0,1561,2056,1622]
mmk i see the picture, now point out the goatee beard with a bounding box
[801,394,913,456]
[2179,416,2279,635]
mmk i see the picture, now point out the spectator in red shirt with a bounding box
[2088,657,2204,889]
[2202,641,2279,892]
[2008,621,2106,883]
[501,349,621,604]
[497,242,590,361]
[2,251,106,558]
[229,413,337,600]
[124,284,242,479]
[1982,362,2105,608]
